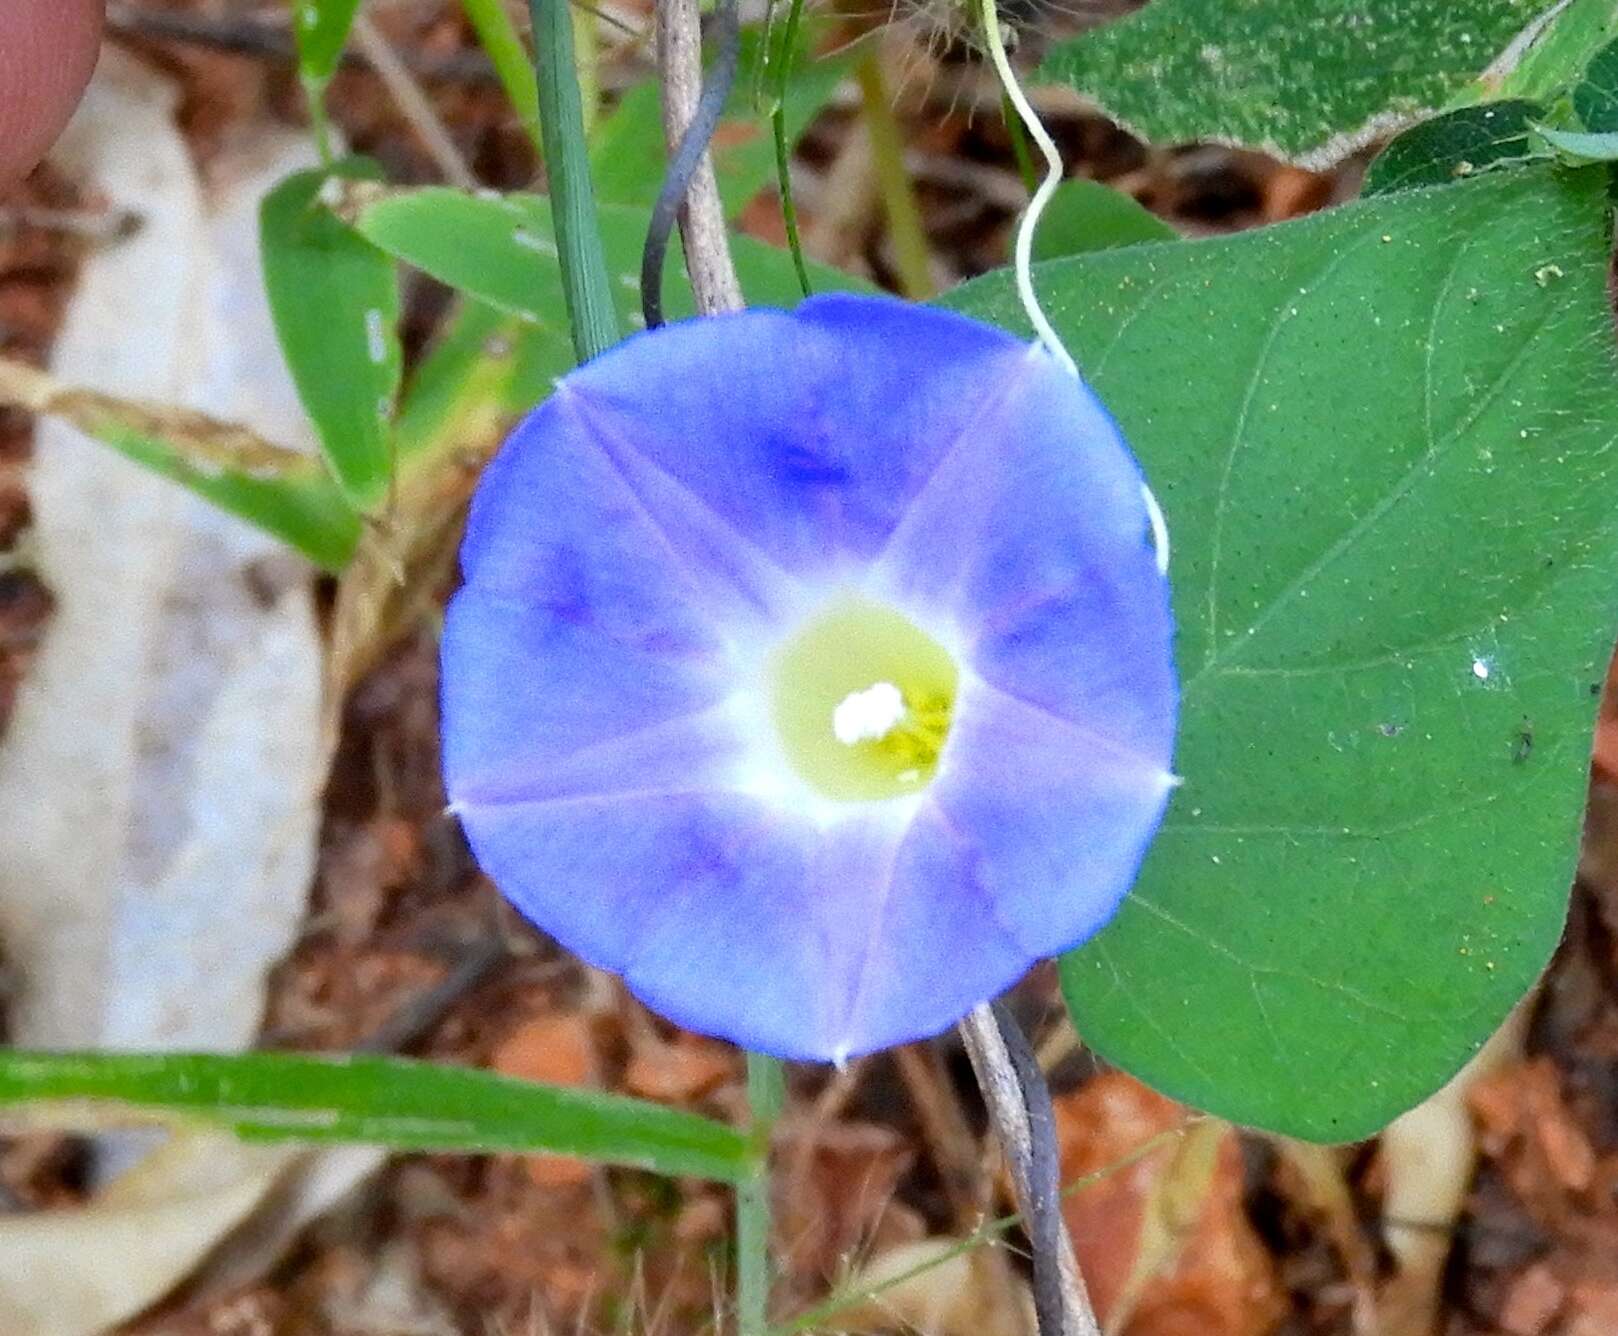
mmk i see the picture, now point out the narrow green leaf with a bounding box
[1039,0,1544,165]
[90,423,362,572]
[531,0,619,362]
[461,0,543,150]
[261,161,402,511]
[590,25,853,216]
[1363,100,1546,195]
[1031,179,1177,259]
[0,361,360,569]
[1536,123,1618,156]
[293,0,364,84]
[948,165,1618,1140]
[0,1051,752,1181]
[394,299,571,466]
[341,187,873,332]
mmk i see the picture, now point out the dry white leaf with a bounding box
[0,49,322,1055]
[0,50,379,1335]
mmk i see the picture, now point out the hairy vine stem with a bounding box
[959,1002,1101,1336]
[643,0,745,325]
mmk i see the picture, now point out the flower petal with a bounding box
[441,587,732,808]
[556,295,1034,577]
[932,676,1179,960]
[442,294,1179,1061]
[458,788,1031,1059]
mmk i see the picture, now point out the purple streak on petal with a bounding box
[441,586,731,809]
[830,802,1032,1056]
[457,794,792,991]
[442,293,1181,1061]
[558,295,1033,576]
[932,675,1177,959]
[868,344,1176,764]
[463,776,1042,1059]
[462,382,792,638]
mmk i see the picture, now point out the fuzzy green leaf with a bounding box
[1363,100,1546,194]
[948,165,1618,1139]
[1039,0,1546,165]
[1571,31,1618,127]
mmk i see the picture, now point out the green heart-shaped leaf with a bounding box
[949,166,1618,1139]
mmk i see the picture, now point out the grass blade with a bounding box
[0,1050,754,1182]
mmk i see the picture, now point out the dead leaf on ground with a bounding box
[0,51,377,1334]
[832,1237,1034,1336]
[775,1117,922,1292]
[1054,1073,1285,1336]
[1471,1056,1596,1216]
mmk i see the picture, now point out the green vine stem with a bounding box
[305,81,337,166]
[461,0,543,152]
[1002,89,1039,194]
[769,0,814,298]
[738,1052,785,1336]
[854,52,935,300]
[530,0,619,362]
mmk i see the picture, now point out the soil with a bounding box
[0,4,1612,1335]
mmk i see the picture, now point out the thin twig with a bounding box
[352,15,478,188]
[106,4,502,84]
[653,0,744,316]
[959,1002,1100,1336]
[892,1043,987,1229]
[854,49,935,299]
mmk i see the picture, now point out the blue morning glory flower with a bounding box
[441,294,1178,1062]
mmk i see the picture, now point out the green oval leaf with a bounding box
[0,1050,752,1181]
[1031,179,1178,259]
[338,186,872,330]
[261,161,402,511]
[1038,0,1545,165]
[1364,100,1546,195]
[293,0,363,85]
[947,165,1618,1140]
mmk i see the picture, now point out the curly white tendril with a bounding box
[974,0,1171,576]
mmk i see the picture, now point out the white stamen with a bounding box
[833,682,906,746]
